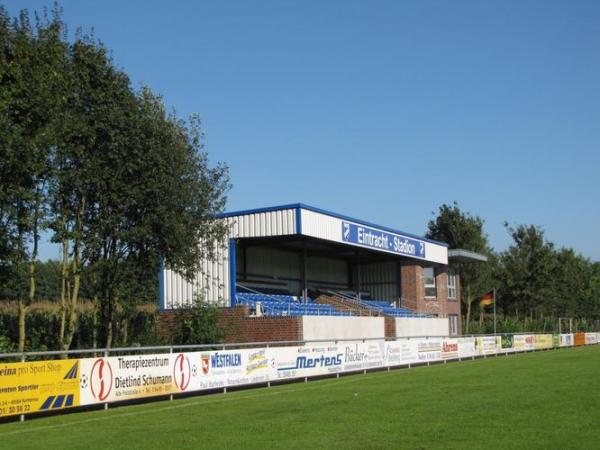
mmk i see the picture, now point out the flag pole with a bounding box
[493,288,497,335]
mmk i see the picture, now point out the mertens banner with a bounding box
[0,359,80,417]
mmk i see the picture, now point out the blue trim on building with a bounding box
[295,206,302,235]
[217,203,448,247]
[158,259,165,311]
[229,239,237,307]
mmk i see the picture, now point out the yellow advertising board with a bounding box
[534,334,553,350]
[0,359,80,417]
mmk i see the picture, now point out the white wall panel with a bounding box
[302,316,385,341]
[229,209,296,238]
[394,318,449,337]
[162,239,230,308]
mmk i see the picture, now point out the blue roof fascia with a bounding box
[217,203,449,248]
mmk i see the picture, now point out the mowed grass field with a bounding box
[1,346,599,450]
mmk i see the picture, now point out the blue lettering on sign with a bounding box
[341,222,425,258]
[211,353,242,368]
[278,354,343,371]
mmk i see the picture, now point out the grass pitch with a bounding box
[1,345,599,449]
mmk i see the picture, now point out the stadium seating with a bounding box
[235,292,354,317]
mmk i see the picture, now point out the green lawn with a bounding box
[1,346,599,449]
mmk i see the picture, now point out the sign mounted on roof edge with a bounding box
[341,222,426,258]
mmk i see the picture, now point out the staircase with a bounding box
[315,295,382,317]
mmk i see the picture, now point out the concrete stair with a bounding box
[315,295,382,317]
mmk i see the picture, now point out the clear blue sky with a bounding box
[5,1,600,261]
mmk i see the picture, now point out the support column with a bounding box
[356,251,361,300]
[301,241,308,303]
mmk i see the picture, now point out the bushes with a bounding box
[0,301,160,352]
[463,316,600,335]
[173,299,224,346]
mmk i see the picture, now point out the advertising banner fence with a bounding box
[513,335,535,351]
[2,332,599,419]
[560,334,574,347]
[0,359,80,417]
[534,334,554,350]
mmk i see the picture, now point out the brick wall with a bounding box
[400,264,419,310]
[400,264,463,335]
[384,316,396,338]
[219,307,303,343]
[157,306,303,344]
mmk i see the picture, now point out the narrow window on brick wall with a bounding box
[447,269,457,300]
[449,314,458,336]
[424,267,437,299]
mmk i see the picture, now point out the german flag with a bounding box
[480,291,494,307]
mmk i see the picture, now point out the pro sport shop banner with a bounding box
[0,359,80,417]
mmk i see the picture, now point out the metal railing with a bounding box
[0,331,578,362]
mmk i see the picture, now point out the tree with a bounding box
[0,7,66,351]
[496,224,558,320]
[426,202,493,332]
[1,5,230,351]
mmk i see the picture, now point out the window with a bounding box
[447,269,457,300]
[424,267,436,298]
[449,314,458,336]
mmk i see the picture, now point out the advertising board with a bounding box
[584,333,598,345]
[513,335,535,351]
[534,334,553,350]
[3,329,595,419]
[559,334,574,347]
[476,336,497,355]
[0,359,80,417]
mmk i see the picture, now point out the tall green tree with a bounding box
[1,5,230,351]
[426,202,493,332]
[0,7,66,351]
[496,224,558,320]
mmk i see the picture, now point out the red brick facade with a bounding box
[401,264,462,334]
[218,306,303,343]
[157,306,303,344]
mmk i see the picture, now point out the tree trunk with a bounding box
[59,236,68,348]
[63,265,80,351]
[17,298,26,353]
[92,296,98,350]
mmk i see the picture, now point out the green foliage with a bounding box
[174,299,224,346]
[426,202,495,326]
[496,224,600,322]
[0,301,160,351]
[0,5,230,350]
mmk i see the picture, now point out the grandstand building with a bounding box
[159,204,482,341]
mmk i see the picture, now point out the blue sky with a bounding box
[5,1,600,261]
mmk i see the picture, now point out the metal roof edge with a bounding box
[217,203,449,248]
[448,249,488,262]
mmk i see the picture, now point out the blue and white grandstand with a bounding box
[160,203,449,312]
